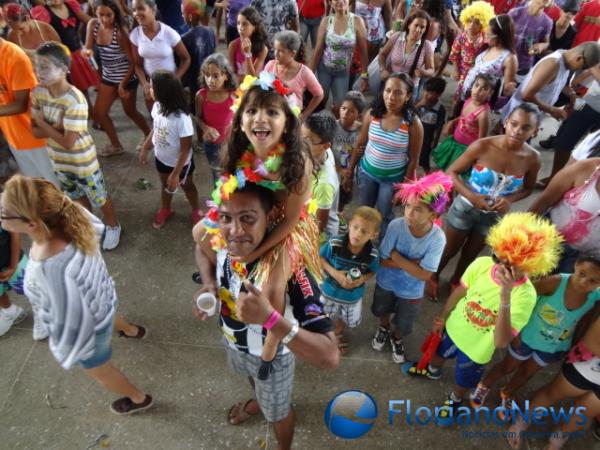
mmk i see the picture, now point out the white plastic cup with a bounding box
[196,292,218,316]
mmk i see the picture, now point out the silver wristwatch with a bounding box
[282,319,299,345]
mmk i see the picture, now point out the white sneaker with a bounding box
[102,224,122,251]
[32,312,49,341]
[0,305,26,337]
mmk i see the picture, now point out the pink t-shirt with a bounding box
[198,89,234,144]
[264,60,323,109]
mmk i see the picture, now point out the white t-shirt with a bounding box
[129,21,180,75]
[151,103,194,167]
[571,129,600,161]
[584,79,600,113]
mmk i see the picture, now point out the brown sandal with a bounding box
[228,399,261,425]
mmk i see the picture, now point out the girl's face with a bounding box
[34,55,66,86]
[407,18,427,40]
[133,0,156,26]
[241,99,287,153]
[204,63,227,91]
[504,109,538,146]
[237,14,255,38]
[273,40,295,65]
[7,17,28,33]
[485,26,499,46]
[572,261,600,293]
[383,78,410,114]
[466,18,482,36]
[471,78,492,103]
[330,0,349,12]
[96,6,115,28]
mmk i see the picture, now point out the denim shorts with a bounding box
[371,285,423,338]
[56,168,109,208]
[445,195,501,236]
[508,339,565,367]
[77,321,114,369]
[436,330,485,389]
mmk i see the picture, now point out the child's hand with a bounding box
[31,109,46,126]
[237,280,274,325]
[202,127,220,143]
[241,37,252,54]
[346,277,365,290]
[495,264,515,294]
[432,316,445,333]
[166,172,180,192]
[340,169,353,192]
[138,148,149,165]
[0,266,16,282]
[491,197,511,214]
[333,269,352,289]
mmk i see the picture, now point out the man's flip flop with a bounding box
[228,399,261,425]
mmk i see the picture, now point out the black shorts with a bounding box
[101,78,139,90]
[562,361,600,400]
[155,157,195,179]
[555,104,600,152]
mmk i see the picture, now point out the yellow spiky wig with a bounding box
[486,212,563,277]
[459,1,496,31]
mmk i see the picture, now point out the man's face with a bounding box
[218,191,269,257]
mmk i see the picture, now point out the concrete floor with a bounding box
[1,66,598,450]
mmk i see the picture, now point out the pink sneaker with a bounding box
[153,209,174,229]
[191,209,203,225]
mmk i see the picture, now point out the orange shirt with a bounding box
[0,40,46,150]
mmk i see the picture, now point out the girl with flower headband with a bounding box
[195,72,320,380]
[370,171,451,364]
[404,212,563,424]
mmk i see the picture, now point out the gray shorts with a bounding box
[8,145,59,186]
[322,296,362,328]
[225,346,295,422]
[371,284,423,338]
[445,195,501,236]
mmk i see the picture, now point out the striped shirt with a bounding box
[93,21,132,85]
[360,116,410,181]
[32,86,99,177]
[24,244,117,370]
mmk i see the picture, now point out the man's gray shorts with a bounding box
[225,346,295,422]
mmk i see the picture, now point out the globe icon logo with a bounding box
[324,390,378,439]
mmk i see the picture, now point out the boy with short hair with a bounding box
[302,110,340,241]
[415,77,447,172]
[30,42,121,250]
[403,213,563,424]
[320,206,381,351]
[372,172,451,364]
[332,91,365,218]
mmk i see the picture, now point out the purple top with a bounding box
[227,0,252,27]
[509,6,552,73]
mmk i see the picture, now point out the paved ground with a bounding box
[1,61,598,450]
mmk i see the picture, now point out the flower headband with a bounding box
[486,212,563,276]
[231,71,302,117]
[393,171,453,215]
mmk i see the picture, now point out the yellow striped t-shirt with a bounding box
[31,86,99,177]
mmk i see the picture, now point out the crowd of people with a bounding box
[1,0,600,448]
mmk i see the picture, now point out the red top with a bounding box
[198,89,234,145]
[298,0,325,19]
[573,0,600,47]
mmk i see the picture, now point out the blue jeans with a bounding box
[300,16,322,48]
[317,61,351,107]
[203,141,221,183]
[357,167,399,237]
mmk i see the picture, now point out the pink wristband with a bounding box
[263,310,282,330]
